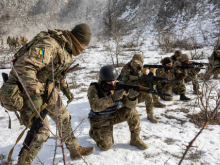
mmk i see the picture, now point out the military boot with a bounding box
[153,94,166,108]
[130,134,148,150]
[70,146,95,160]
[147,112,158,123]
[180,93,191,101]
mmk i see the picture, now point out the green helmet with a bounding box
[132,54,144,63]
[174,50,182,57]
[179,54,190,62]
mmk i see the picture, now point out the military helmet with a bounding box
[132,54,144,63]
[162,57,172,65]
[174,50,182,57]
[179,53,190,62]
[99,65,118,82]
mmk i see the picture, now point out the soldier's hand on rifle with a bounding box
[112,89,125,101]
[28,95,42,118]
[63,87,74,104]
[128,89,139,99]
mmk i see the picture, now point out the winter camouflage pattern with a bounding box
[7,36,12,49]
[156,68,186,100]
[16,37,22,49]
[87,84,141,150]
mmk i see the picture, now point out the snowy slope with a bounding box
[0,42,220,165]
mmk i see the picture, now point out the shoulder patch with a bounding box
[39,50,44,55]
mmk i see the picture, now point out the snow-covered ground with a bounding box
[0,40,220,165]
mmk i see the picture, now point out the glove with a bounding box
[128,89,139,99]
[112,89,124,101]
[28,95,42,118]
[195,68,200,73]
[63,87,74,104]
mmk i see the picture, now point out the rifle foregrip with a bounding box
[23,131,35,149]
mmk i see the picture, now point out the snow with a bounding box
[0,39,220,165]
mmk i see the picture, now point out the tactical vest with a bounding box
[88,83,120,119]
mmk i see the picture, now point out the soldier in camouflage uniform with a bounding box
[174,53,201,96]
[5,24,94,164]
[156,57,190,101]
[16,37,22,49]
[119,57,166,108]
[12,37,17,50]
[7,36,12,50]
[121,54,160,123]
[203,46,220,79]
[88,65,148,151]
[170,50,182,64]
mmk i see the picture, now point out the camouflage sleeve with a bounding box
[59,79,68,91]
[209,52,215,63]
[87,85,114,112]
[121,72,130,84]
[14,37,56,95]
[121,95,138,109]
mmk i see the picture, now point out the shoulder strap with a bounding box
[90,82,104,98]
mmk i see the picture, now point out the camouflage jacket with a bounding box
[121,70,147,86]
[87,83,138,112]
[170,55,177,64]
[173,60,188,78]
[8,30,73,95]
[209,50,220,65]
[156,68,176,89]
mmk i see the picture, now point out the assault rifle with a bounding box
[190,61,209,66]
[104,82,172,97]
[61,60,79,77]
[143,64,206,70]
[18,78,56,157]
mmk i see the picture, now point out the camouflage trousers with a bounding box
[157,81,186,101]
[204,66,220,79]
[138,93,154,114]
[89,106,141,151]
[17,89,79,165]
[184,73,199,92]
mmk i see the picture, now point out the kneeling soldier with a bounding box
[156,57,189,101]
[88,65,148,151]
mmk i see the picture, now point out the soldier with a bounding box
[0,37,3,49]
[21,36,28,46]
[203,46,220,79]
[88,65,148,151]
[156,57,190,101]
[170,50,182,64]
[12,37,16,49]
[4,23,94,164]
[119,56,166,108]
[7,36,12,50]
[174,53,201,95]
[16,37,22,49]
[121,54,160,123]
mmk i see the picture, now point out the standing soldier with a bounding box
[2,23,94,164]
[21,36,28,46]
[0,37,3,49]
[88,65,148,151]
[203,46,220,79]
[174,54,201,95]
[119,56,166,108]
[156,57,190,101]
[170,50,182,64]
[12,37,17,49]
[121,54,160,123]
[16,37,22,49]
[7,36,12,50]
